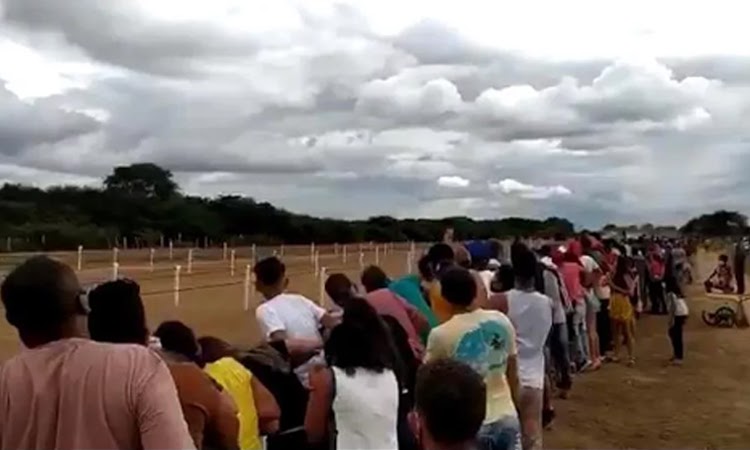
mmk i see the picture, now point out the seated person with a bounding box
[705,255,735,293]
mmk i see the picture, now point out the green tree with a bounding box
[104,163,179,200]
[681,210,748,236]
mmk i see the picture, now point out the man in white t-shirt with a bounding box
[507,247,553,450]
[253,257,337,387]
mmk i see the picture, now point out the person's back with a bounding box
[426,267,520,450]
[330,366,399,449]
[559,261,584,304]
[388,274,438,337]
[305,297,400,450]
[506,289,553,389]
[0,338,194,450]
[255,292,325,387]
[427,309,517,421]
[0,256,194,450]
[256,293,324,341]
[204,357,262,450]
[88,282,236,450]
[365,288,425,359]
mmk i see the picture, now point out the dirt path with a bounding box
[546,248,750,448]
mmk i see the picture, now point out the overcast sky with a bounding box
[1,0,749,228]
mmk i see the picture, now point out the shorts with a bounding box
[478,415,521,450]
[585,291,601,314]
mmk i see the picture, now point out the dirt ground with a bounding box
[546,248,750,449]
[0,244,749,448]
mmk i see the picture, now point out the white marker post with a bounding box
[243,264,252,311]
[342,244,347,264]
[174,265,182,307]
[375,245,380,265]
[112,262,119,281]
[406,251,413,274]
[314,251,320,276]
[310,242,316,263]
[319,267,327,305]
[149,248,155,272]
[230,249,236,277]
[169,240,174,260]
[76,245,83,272]
[113,247,119,265]
[222,242,228,261]
[359,251,365,270]
[251,244,257,263]
[187,249,194,274]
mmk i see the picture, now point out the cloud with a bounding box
[0,85,101,154]
[437,175,470,188]
[1,1,750,228]
[490,179,572,200]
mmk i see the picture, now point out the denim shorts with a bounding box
[477,415,521,450]
[586,291,601,314]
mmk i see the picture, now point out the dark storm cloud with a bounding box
[0,85,100,154]
[2,1,750,225]
[2,0,258,77]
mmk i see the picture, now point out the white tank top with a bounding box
[331,366,399,450]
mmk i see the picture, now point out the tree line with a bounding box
[0,163,740,252]
[0,163,576,251]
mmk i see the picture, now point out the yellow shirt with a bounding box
[429,282,453,324]
[204,357,261,450]
[426,309,518,423]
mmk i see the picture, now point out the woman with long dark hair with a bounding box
[609,256,637,365]
[304,297,400,450]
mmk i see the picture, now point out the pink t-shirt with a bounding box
[0,338,195,450]
[366,288,426,360]
[560,262,585,304]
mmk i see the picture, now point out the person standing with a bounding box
[609,256,637,366]
[305,297,400,450]
[388,256,440,343]
[0,256,195,450]
[665,278,689,365]
[361,265,429,360]
[537,246,572,398]
[426,267,521,450]
[199,337,281,450]
[648,250,667,315]
[253,257,336,387]
[507,248,553,450]
[559,249,591,372]
[733,238,746,294]
[88,281,240,450]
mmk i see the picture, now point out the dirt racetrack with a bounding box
[0,244,749,448]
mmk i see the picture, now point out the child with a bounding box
[665,277,689,365]
[609,255,636,366]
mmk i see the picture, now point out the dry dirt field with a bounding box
[0,244,749,448]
